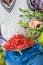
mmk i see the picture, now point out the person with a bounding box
[4,0,11,3]
[0,0,43,65]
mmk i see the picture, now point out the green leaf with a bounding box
[19,15,24,17]
[18,20,28,27]
[19,8,43,20]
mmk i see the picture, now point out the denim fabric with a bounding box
[3,44,43,65]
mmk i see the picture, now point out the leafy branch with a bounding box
[18,8,43,41]
[19,8,43,20]
[18,20,43,41]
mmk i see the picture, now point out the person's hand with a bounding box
[29,20,43,29]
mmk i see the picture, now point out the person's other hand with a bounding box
[29,20,43,29]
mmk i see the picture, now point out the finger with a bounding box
[31,22,35,29]
[33,21,38,29]
[30,21,35,29]
[29,22,32,28]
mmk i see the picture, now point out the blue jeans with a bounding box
[3,44,43,65]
